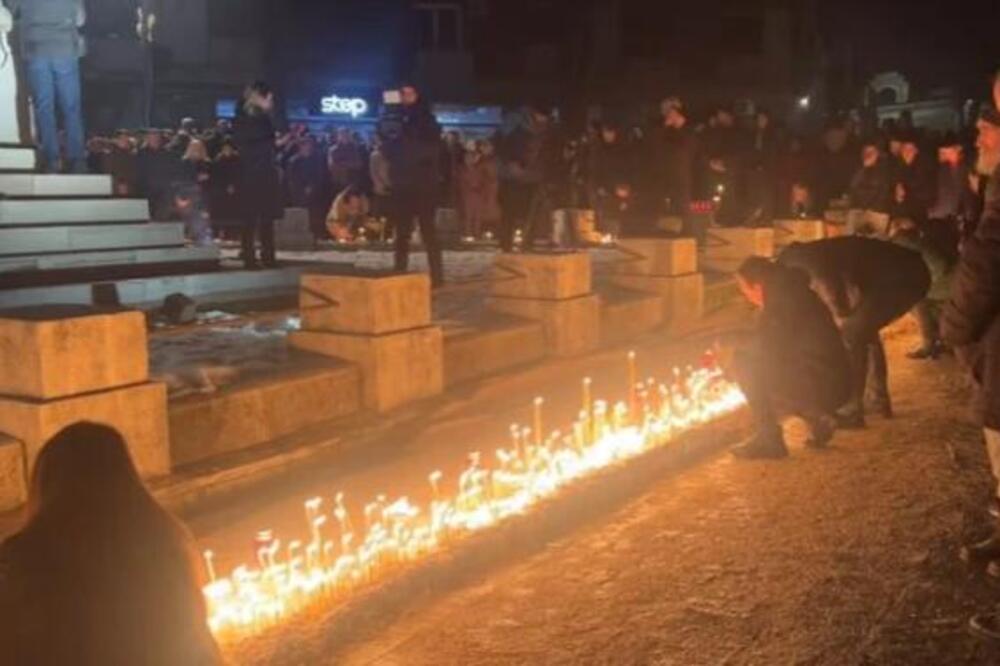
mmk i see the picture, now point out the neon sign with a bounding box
[320,95,369,118]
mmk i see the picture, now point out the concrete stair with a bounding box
[0,146,220,288]
[0,174,113,197]
[0,222,185,256]
[0,198,150,225]
[0,146,36,172]
[0,246,219,274]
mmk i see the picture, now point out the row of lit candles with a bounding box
[200,350,746,640]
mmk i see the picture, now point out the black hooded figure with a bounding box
[233,81,282,269]
[378,83,445,287]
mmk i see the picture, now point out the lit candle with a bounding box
[203,550,217,583]
[627,351,637,415]
[533,397,544,448]
[428,470,443,500]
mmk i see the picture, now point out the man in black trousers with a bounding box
[729,257,852,459]
[779,236,931,428]
[380,83,444,287]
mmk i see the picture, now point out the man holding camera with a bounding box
[5,0,87,173]
[378,84,445,288]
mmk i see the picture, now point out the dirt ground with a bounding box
[330,324,1000,666]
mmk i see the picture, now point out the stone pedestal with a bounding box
[275,208,316,251]
[773,219,826,250]
[703,228,775,273]
[609,239,702,331]
[0,308,169,482]
[612,238,698,277]
[291,273,443,412]
[612,272,704,329]
[486,252,600,357]
[0,435,27,512]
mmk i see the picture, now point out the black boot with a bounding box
[961,525,1000,564]
[835,411,867,430]
[805,417,834,449]
[731,430,789,460]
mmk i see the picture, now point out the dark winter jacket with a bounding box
[929,162,977,221]
[849,160,892,213]
[778,237,930,323]
[233,107,282,219]
[647,125,696,211]
[590,139,635,192]
[381,102,443,194]
[755,263,852,412]
[8,0,83,59]
[942,165,1000,429]
[892,158,935,222]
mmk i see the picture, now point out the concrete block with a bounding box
[276,208,315,251]
[444,320,546,387]
[612,273,704,329]
[0,199,149,226]
[613,238,698,276]
[0,222,185,256]
[486,294,600,357]
[0,435,27,512]
[703,227,775,273]
[0,174,113,197]
[0,308,149,400]
[825,222,848,239]
[600,291,664,346]
[0,246,219,275]
[291,326,443,412]
[168,362,362,467]
[300,272,432,335]
[773,219,826,247]
[490,252,592,300]
[0,146,36,171]
[0,382,170,479]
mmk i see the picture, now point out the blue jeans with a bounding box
[25,57,85,170]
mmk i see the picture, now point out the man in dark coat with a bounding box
[942,105,1000,568]
[379,83,444,287]
[779,237,930,428]
[849,139,893,214]
[891,134,936,225]
[644,98,697,239]
[729,257,852,459]
[287,136,331,241]
[233,81,282,269]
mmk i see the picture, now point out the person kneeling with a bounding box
[729,257,852,459]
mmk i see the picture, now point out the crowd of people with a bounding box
[82,84,983,286]
[727,71,1000,641]
[2,70,1000,660]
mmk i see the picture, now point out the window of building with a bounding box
[416,3,463,51]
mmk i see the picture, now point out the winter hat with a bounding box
[980,104,1000,128]
[939,132,962,148]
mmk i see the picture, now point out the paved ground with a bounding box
[318,323,1000,666]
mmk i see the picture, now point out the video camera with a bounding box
[376,89,405,144]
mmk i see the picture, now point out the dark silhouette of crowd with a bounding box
[85,93,982,272]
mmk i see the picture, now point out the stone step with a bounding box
[0,265,299,308]
[0,245,218,274]
[0,198,149,226]
[0,174,113,197]
[0,222,185,257]
[0,146,36,171]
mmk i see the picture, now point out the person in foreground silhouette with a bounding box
[0,422,222,665]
